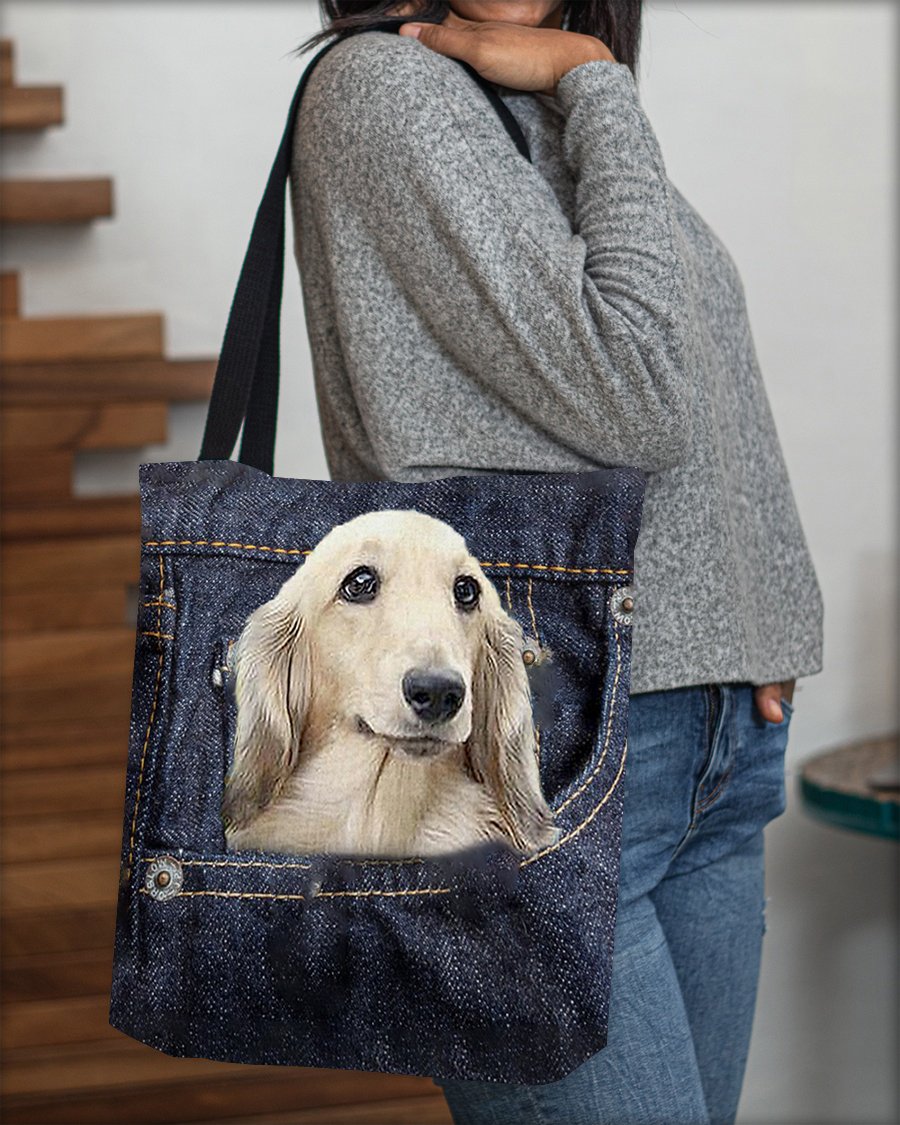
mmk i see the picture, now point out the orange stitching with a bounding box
[525,576,541,646]
[551,618,622,817]
[141,538,629,577]
[482,561,628,576]
[140,631,174,640]
[140,854,432,868]
[142,600,176,609]
[156,554,162,638]
[145,539,311,555]
[520,736,627,869]
[139,886,453,901]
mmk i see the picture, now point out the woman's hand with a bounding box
[396,9,616,97]
[754,678,796,724]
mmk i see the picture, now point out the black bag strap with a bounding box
[198,21,532,474]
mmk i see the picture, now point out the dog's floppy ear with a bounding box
[469,606,559,855]
[221,588,311,832]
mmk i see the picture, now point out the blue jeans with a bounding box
[435,680,794,1125]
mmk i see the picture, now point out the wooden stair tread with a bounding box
[1,718,130,768]
[0,177,113,224]
[199,1096,452,1125]
[0,39,13,86]
[2,536,139,593]
[0,313,164,363]
[1,401,168,450]
[0,1036,440,1102]
[2,811,122,863]
[1,269,19,315]
[0,85,64,131]
[3,586,131,633]
[2,947,116,1002]
[3,908,115,957]
[0,449,74,503]
[1,356,217,403]
[0,495,142,541]
[0,855,119,916]
[1,764,128,820]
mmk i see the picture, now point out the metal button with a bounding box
[145,855,183,901]
[522,648,536,666]
[610,585,636,626]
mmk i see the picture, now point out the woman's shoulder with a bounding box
[298,29,480,138]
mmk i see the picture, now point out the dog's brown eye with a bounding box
[453,575,480,611]
[338,565,379,603]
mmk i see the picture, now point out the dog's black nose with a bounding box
[402,669,465,723]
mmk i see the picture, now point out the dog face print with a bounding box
[221,509,559,859]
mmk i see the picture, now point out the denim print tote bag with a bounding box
[108,23,647,1086]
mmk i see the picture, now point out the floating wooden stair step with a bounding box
[1,39,14,86]
[2,946,114,1002]
[2,534,139,595]
[201,1098,452,1125]
[0,1036,446,1118]
[2,269,19,314]
[2,810,122,864]
[0,626,137,729]
[0,856,118,918]
[1,765,127,820]
[0,495,142,542]
[4,1092,450,1125]
[0,177,113,224]
[1,85,64,131]
[0,400,168,510]
[2,401,168,451]
[0,313,163,364]
[4,994,118,1051]
[3,583,129,633]
[0,450,74,504]
[1,356,217,404]
[0,717,129,772]
[2,907,114,959]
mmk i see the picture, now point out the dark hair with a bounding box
[290,2,644,82]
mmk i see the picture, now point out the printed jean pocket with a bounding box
[208,570,626,868]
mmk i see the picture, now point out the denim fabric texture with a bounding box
[437,681,794,1123]
[109,458,646,1083]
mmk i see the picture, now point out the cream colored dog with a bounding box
[221,508,558,859]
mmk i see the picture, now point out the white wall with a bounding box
[1,2,896,1121]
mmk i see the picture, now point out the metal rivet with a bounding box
[610,585,636,626]
[145,855,183,901]
[523,648,536,666]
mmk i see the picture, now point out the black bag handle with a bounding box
[198,21,532,474]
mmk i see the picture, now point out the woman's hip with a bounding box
[618,681,792,899]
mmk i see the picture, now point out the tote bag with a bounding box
[109,23,647,1086]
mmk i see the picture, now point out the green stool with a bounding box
[799,734,899,840]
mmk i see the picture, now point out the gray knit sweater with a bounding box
[288,30,824,695]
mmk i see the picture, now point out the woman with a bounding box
[288,2,824,1122]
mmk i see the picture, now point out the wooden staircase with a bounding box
[0,38,452,1125]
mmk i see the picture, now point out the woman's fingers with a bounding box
[398,16,605,95]
[753,678,796,723]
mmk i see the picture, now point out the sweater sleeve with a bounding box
[296,33,694,473]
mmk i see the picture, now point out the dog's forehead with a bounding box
[314,509,472,563]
